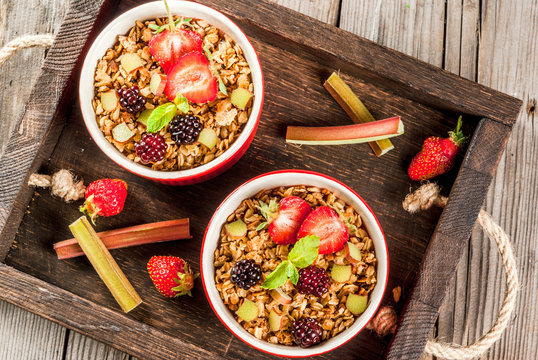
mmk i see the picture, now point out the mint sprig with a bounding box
[261,236,320,289]
[173,93,189,113]
[146,103,177,133]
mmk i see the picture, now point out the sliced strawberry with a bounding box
[148,29,203,73]
[297,206,349,254]
[164,51,218,104]
[268,196,312,245]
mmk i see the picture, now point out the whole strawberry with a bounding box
[147,256,198,297]
[80,179,127,222]
[408,116,468,181]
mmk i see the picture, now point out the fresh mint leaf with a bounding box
[146,102,177,133]
[262,260,290,289]
[256,222,268,231]
[288,235,320,269]
[173,93,189,113]
[287,262,299,285]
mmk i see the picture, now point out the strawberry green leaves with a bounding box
[261,235,319,289]
[149,17,193,34]
[203,45,227,95]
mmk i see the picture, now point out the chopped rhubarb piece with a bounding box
[112,123,135,143]
[197,128,217,149]
[120,53,144,74]
[150,73,167,96]
[68,216,142,313]
[225,219,247,239]
[236,298,258,322]
[324,72,394,156]
[346,293,368,315]
[331,264,352,283]
[344,242,361,264]
[136,109,152,127]
[270,288,292,305]
[230,87,253,110]
[101,90,118,112]
[269,307,284,331]
[55,218,190,259]
[286,116,403,145]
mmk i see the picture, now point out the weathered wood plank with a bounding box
[64,331,129,360]
[0,301,66,360]
[270,0,340,25]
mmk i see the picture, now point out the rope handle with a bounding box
[1,35,518,360]
[403,183,519,360]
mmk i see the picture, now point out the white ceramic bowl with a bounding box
[201,170,389,357]
[79,1,264,185]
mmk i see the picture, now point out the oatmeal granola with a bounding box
[214,186,377,346]
[92,17,253,171]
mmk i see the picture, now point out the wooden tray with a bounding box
[0,0,522,359]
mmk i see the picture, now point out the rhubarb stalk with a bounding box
[286,116,403,145]
[56,218,190,260]
[69,216,142,313]
[324,72,394,156]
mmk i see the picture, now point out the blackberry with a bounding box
[168,115,202,145]
[296,266,329,298]
[230,259,261,290]
[135,133,167,164]
[118,86,146,113]
[292,318,323,348]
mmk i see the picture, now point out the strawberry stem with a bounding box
[163,0,175,31]
[448,116,469,147]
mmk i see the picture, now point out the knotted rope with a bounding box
[402,182,519,359]
[28,170,85,202]
[0,34,55,67]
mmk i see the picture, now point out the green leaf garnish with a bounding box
[146,102,177,133]
[203,45,227,95]
[256,222,268,231]
[262,260,291,289]
[173,93,189,113]
[261,236,320,289]
[256,199,279,222]
[288,235,320,269]
[149,17,193,34]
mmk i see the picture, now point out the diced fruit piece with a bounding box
[324,72,394,156]
[269,307,284,332]
[149,29,203,73]
[236,298,258,322]
[331,264,352,283]
[344,242,361,264]
[230,87,253,110]
[270,288,292,305]
[297,206,348,254]
[286,116,404,145]
[164,51,218,104]
[112,123,135,144]
[230,259,261,290]
[137,109,152,126]
[268,196,312,245]
[69,216,142,313]
[80,179,127,223]
[169,115,202,145]
[197,128,218,149]
[346,293,368,315]
[225,219,247,239]
[101,90,118,112]
[150,73,167,96]
[147,256,197,297]
[120,53,144,73]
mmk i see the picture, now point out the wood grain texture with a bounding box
[64,331,130,360]
[269,0,340,25]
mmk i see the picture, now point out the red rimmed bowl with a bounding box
[201,170,389,357]
[79,1,263,185]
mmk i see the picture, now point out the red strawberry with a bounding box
[297,206,349,254]
[147,256,198,297]
[148,29,202,73]
[259,196,312,245]
[164,51,218,104]
[80,179,127,223]
[408,116,468,181]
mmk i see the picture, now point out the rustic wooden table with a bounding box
[0,0,535,359]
